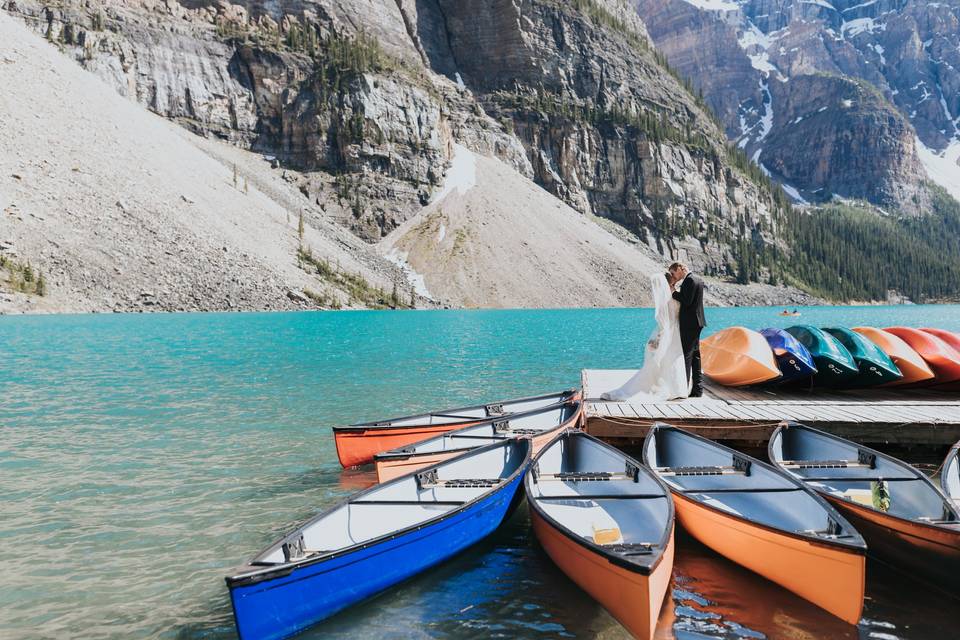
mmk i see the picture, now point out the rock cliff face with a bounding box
[4,0,792,279]
[633,0,960,209]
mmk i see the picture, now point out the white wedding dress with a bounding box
[601,273,690,401]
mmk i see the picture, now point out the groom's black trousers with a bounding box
[680,326,704,396]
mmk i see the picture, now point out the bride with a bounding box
[601,272,690,401]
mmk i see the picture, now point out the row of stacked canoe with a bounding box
[702,325,960,388]
[223,390,960,640]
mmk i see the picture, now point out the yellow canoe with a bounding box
[701,327,781,386]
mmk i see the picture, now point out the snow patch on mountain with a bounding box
[917,137,960,201]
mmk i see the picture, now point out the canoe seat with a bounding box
[657,454,751,477]
[485,403,505,416]
[799,518,854,539]
[508,428,547,436]
[782,459,871,470]
[415,469,503,489]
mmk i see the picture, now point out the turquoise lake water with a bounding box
[2,305,959,639]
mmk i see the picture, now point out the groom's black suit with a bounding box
[673,273,706,397]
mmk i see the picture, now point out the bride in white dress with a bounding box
[601,272,690,401]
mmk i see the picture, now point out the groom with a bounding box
[668,262,706,397]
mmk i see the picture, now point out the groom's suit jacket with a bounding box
[673,274,706,331]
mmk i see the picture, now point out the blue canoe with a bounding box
[759,328,817,383]
[226,438,531,640]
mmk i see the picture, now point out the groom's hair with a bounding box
[668,262,686,272]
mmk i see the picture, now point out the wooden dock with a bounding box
[582,369,960,452]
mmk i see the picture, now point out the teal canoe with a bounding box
[785,326,859,387]
[824,327,903,387]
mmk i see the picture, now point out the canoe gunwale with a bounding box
[524,430,674,575]
[226,438,531,587]
[644,424,867,554]
[942,442,960,498]
[768,422,960,535]
[337,389,580,432]
[374,401,582,462]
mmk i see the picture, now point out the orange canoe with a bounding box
[851,327,935,386]
[770,422,960,590]
[922,328,960,353]
[374,401,582,483]
[333,389,579,468]
[526,431,674,640]
[885,327,960,385]
[700,327,780,386]
[644,424,865,625]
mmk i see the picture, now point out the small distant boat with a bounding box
[885,327,960,386]
[769,422,960,589]
[759,328,817,383]
[943,441,960,504]
[785,325,859,386]
[226,439,531,640]
[333,389,579,468]
[374,401,582,482]
[526,430,674,640]
[700,327,781,386]
[643,424,866,624]
[823,327,902,387]
[852,326,936,386]
[779,310,802,317]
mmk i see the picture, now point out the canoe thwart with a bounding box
[781,459,872,470]
[602,542,659,556]
[656,455,751,477]
[534,493,669,500]
[485,404,505,416]
[532,461,640,484]
[414,469,504,490]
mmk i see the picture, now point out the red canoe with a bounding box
[922,328,960,353]
[885,327,960,386]
[333,389,580,468]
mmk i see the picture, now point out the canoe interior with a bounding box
[770,424,959,525]
[251,440,529,567]
[349,389,577,429]
[944,445,960,501]
[379,402,580,458]
[644,426,864,548]
[526,431,671,571]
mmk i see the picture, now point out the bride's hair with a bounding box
[663,272,672,282]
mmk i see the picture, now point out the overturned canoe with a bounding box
[700,327,781,386]
[824,327,902,387]
[643,424,865,624]
[759,328,817,383]
[885,327,960,386]
[785,325,859,387]
[333,389,579,468]
[852,327,935,386]
[943,441,960,504]
[374,400,582,483]
[769,422,960,589]
[527,430,674,640]
[226,438,531,640]
[923,327,960,353]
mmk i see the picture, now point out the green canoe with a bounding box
[824,327,903,387]
[785,326,859,387]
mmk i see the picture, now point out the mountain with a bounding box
[0,4,824,312]
[633,0,960,209]
[1,0,829,312]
